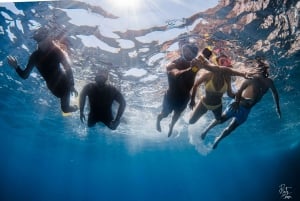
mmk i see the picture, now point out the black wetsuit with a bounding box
[80,83,125,127]
[162,57,196,114]
[16,46,74,98]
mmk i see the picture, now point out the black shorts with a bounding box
[161,91,189,115]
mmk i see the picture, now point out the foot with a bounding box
[167,124,173,137]
[212,137,220,149]
[156,118,161,132]
[200,132,207,140]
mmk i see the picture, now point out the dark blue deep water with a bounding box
[0,1,299,201]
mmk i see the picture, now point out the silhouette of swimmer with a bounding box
[156,43,200,137]
[7,27,78,113]
[79,72,126,130]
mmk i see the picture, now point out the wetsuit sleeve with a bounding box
[15,52,36,79]
[79,84,91,115]
[113,87,126,121]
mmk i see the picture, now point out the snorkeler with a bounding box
[156,44,202,137]
[79,72,126,130]
[7,27,78,113]
[199,58,281,149]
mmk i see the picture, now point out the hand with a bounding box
[190,58,200,67]
[7,56,18,70]
[71,86,78,97]
[244,72,254,79]
[108,119,120,130]
[197,54,209,65]
[230,101,240,112]
[80,113,85,123]
[189,99,196,110]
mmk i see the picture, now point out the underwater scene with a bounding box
[0,0,299,201]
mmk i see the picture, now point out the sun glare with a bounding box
[110,0,141,10]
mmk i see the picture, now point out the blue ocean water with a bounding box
[1,1,300,201]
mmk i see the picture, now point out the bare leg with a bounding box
[200,119,219,140]
[212,119,240,149]
[156,113,168,132]
[189,101,207,124]
[168,111,181,137]
[61,94,77,113]
[200,107,224,140]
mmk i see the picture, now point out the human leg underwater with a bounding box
[212,118,240,149]
[189,100,208,124]
[60,93,78,113]
[200,105,223,139]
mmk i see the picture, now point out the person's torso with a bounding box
[88,84,117,112]
[168,58,196,97]
[202,73,228,105]
[241,77,270,107]
[32,47,64,82]
[205,74,228,94]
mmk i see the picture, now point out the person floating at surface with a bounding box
[79,72,126,130]
[156,44,203,137]
[7,27,78,113]
[200,58,281,149]
[189,54,249,128]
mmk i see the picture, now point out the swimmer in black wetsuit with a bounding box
[79,72,126,130]
[156,44,203,137]
[7,27,78,113]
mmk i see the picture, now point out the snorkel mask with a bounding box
[181,44,199,61]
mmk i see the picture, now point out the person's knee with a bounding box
[158,112,168,119]
[61,105,77,113]
[61,105,69,113]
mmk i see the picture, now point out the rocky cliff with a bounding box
[199,0,299,60]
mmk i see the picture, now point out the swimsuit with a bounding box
[223,100,251,125]
[202,76,228,110]
[204,76,228,93]
[201,97,222,110]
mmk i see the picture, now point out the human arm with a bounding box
[79,85,89,123]
[192,55,250,78]
[268,79,281,118]
[226,77,235,98]
[109,90,126,130]
[231,80,249,110]
[7,55,35,79]
[166,61,192,77]
[189,73,209,109]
